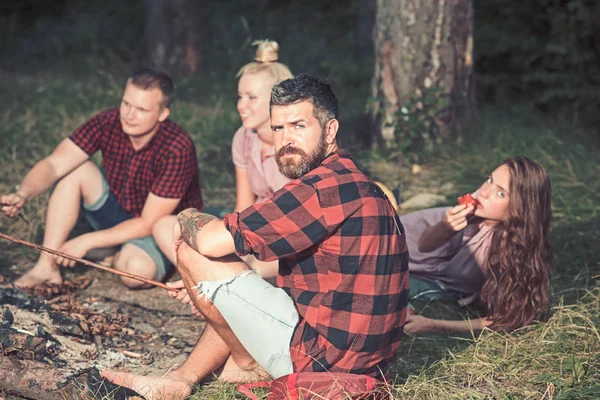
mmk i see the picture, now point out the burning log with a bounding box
[0,282,158,398]
[0,327,46,361]
[0,271,198,399]
[0,358,141,400]
[0,356,89,400]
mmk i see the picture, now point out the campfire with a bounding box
[0,233,199,399]
[0,277,156,399]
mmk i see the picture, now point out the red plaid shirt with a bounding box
[224,150,409,377]
[70,109,203,217]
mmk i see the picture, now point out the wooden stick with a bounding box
[0,231,176,291]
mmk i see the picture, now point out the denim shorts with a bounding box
[193,270,299,378]
[408,275,479,307]
[408,275,457,302]
[82,175,171,281]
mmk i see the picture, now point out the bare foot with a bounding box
[99,255,114,266]
[218,357,270,383]
[14,262,62,289]
[100,370,193,400]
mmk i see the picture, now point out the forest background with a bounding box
[0,0,599,398]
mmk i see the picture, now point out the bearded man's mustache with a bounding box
[277,145,307,157]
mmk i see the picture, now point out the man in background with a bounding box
[1,68,203,289]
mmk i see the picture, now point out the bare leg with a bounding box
[175,244,268,378]
[152,215,177,264]
[112,244,157,289]
[218,354,270,383]
[154,215,279,280]
[102,242,268,398]
[14,161,104,288]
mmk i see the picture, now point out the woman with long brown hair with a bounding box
[402,156,552,333]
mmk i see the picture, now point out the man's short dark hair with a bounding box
[270,74,339,127]
[128,68,174,108]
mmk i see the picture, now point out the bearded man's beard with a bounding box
[276,133,328,179]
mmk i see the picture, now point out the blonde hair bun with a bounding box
[236,39,292,82]
[253,40,279,63]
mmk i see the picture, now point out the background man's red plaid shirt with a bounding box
[70,109,203,216]
[224,150,409,377]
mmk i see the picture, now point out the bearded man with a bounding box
[102,75,409,399]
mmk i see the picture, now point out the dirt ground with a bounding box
[1,266,206,399]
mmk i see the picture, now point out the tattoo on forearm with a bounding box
[177,209,217,252]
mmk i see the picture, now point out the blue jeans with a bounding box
[82,175,171,281]
[408,275,457,302]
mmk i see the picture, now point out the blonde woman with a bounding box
[232,40,293,212]
[153,41,293,279]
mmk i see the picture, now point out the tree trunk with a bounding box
[145,0,202,76]
[369,0,475,150]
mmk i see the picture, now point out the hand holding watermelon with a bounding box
[458,193,478,208]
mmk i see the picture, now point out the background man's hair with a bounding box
[270,74,339,127]
[128,68,174,107]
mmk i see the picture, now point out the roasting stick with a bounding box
[0,231,176,291]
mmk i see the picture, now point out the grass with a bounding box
[393,291,600,399]
[1,3,599,397]
[1,69,599,400]
[1,70,599,400]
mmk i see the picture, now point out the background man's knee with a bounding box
[114,252,156,288]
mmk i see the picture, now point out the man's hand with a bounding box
[55,234,93,267]
[166,279,203,318]
[0,193,26,217]
[404,314,435,335]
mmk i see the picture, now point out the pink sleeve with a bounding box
[231,127,248,168]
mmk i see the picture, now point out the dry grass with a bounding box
[395,290,600,399]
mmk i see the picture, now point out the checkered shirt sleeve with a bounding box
[223,178,331,261]
[150,146,198,199]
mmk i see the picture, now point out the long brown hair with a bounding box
[480,156,553,331]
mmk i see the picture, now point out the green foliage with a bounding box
[366,86,449,155]
[0,0,145,73]
[395,87,449,153]
[1,73,599,400]
[475,0,600,125]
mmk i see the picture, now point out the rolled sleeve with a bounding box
[223,212,253,256]
[223,180,332,262]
